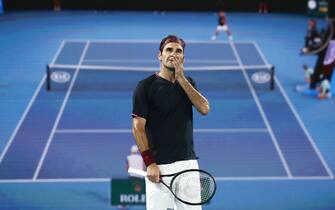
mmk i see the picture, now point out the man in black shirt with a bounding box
[132,35,210,209]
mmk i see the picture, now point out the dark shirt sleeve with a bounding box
[132,82,149,119]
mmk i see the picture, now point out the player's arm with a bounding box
[174,57,210,115]
[178,77,210,115]
[132,116,160,182]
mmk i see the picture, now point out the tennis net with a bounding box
[46,64,275,92]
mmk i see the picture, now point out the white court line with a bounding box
[230,41,293,178]
[65,39,255,44]
[0,178,110,183]
[49,64,273,72]
[195,128,268,133]
[251,41,271,66]
[83,59,158,63]
[0,176,333,184]
[56,129,132,133]
[55,128,268,134]
[33,41,91,180]
[215,176,334,181]
[253,41,334,178]
[83,59,238,64]
[50,40,66,65]
[0,41,66,165]
[0,76,46,164]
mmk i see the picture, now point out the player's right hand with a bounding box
[147,163,160,183]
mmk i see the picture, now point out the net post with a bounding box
[46,64,51,91]
[270,65,275,90]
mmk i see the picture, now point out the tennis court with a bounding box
[0,40,331,181]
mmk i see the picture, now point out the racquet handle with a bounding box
[128,167,147,177]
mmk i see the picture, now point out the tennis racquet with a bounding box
[128,167,216,205]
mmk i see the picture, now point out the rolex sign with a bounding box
[111,178,146,206]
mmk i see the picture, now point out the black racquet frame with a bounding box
[159,169,217,205]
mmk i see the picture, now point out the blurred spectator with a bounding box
[303,64,314,83]
[126,145,145,178]
[301,19,323,53]
[258,0,268,13]
[53,0,61,11]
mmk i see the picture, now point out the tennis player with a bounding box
[132,35,210,209]
[211,10,233,41]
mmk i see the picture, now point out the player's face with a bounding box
[159,42,184,70]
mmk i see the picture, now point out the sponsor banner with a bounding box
[111,178,146,206]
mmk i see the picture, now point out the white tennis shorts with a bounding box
[145,159,202,210]
[217,25,229,32]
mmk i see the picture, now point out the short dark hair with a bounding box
[159,35,186,52]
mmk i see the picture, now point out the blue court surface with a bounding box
[0,12,335,210]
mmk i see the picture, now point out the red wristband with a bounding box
[141,150,156,167]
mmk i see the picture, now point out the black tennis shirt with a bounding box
[132,73,197,164]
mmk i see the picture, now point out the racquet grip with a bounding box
[128,167,147,177]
